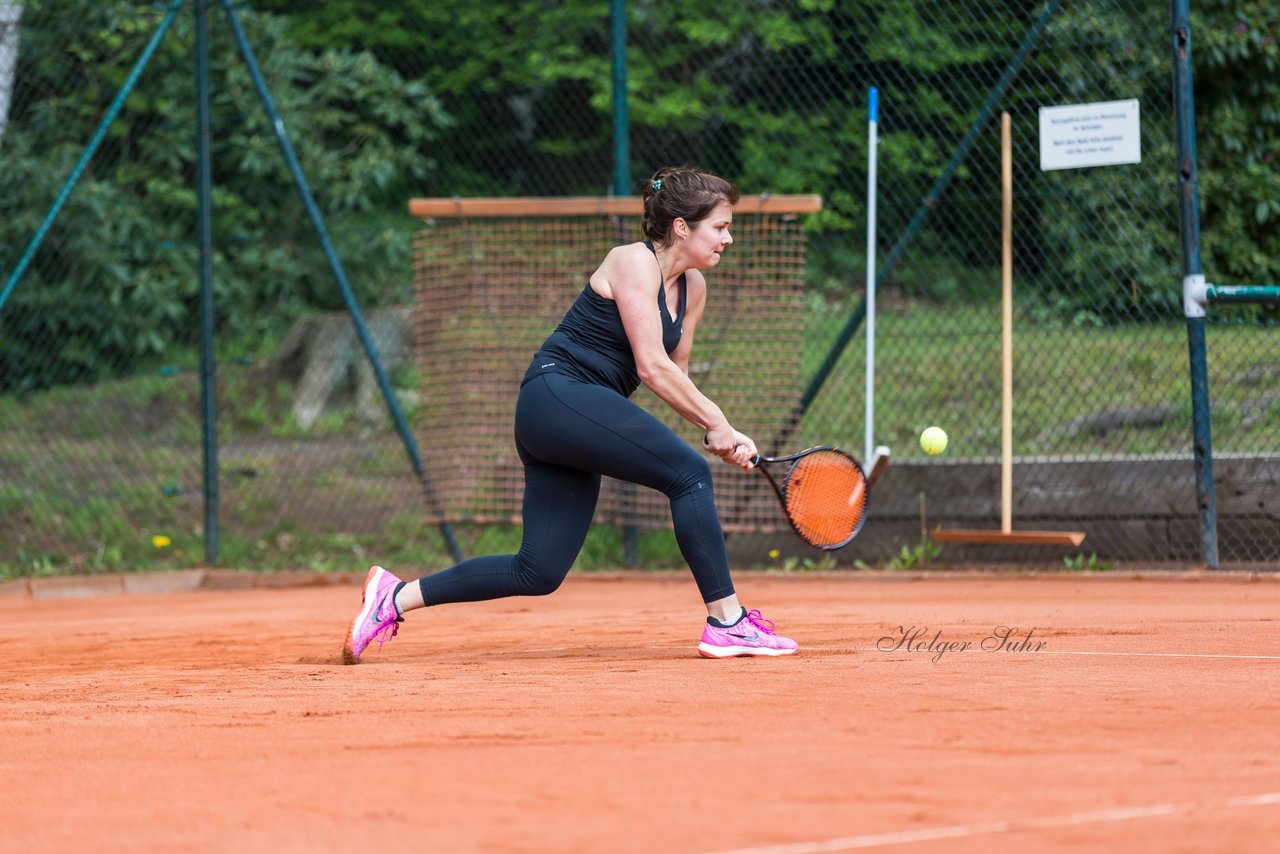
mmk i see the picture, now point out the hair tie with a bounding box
[650,179,662,192]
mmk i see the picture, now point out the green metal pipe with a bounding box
[1206,285,1280,304]
[611,0,638,565]
[218,0,464,565]
[611,0,630,196]
[195,0,219,565]
[1173,0,1218,569]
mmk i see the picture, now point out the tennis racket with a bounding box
[752,446,869,550]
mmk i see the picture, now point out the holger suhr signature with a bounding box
[877,625,1048,663]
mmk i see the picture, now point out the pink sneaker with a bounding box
[698,609,798,658]
[342,565,404,664]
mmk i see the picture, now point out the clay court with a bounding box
[2,570,1278,852]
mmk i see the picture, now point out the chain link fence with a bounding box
[1,0,1275,576]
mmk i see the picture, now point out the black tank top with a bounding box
[522,242,686,398]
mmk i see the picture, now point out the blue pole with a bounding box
[0,1,186,314]
[218,0,464,565]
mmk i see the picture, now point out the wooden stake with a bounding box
[931,112,1086,549]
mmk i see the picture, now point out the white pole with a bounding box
[865,87,878,467]
[1001,111,1014,534]
[0,3,23,144]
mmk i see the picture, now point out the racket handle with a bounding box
[749,454,762,468]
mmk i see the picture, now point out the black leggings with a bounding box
[418,372,736,606]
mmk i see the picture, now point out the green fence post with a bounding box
[195,0,219,564]
[1172,0,1217,570]
[611,0,629,197]
[612,0,640,568]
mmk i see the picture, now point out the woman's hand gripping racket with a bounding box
[752,447,870,550]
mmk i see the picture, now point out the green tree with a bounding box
[1194,0,1280,302]
[257,0,613,195]
[0,2,450,391]
[253,0,1278,318]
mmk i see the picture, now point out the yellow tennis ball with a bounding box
[152,535,172,549]
[920,426,948,455]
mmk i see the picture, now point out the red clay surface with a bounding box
[3,570,1279,853]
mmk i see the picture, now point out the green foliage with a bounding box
[255,0,1276,316]
[8,0,1272,380]
[765,552,840,572]
[1193,0,1280,318]
[887,539,943,570]
[1063,552,1111,572]
[850,540,941,572]
[256,0,612,195]
[1,3,450,392]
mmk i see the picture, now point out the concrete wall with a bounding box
[726,454,1280,568]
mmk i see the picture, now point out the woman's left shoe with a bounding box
[342,565,404,664]
[697,609,798,658]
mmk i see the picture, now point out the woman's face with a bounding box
[683,200,734,269]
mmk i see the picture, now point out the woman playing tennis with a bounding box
[342,165,798,662]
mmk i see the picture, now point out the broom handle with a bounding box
[1001,112,1014,535]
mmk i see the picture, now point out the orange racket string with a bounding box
[783,452,868,548]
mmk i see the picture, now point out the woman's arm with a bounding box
[600,247,755,464]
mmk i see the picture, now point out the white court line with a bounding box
[1034,649,1280,661]
[482,646,1280,660]
[707,792,1280,854]
[856,647,1280,661]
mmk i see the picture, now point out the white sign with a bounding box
[1038,99,1141,171]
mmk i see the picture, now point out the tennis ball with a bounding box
[920,426,948,455]
[152,535,172,549]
